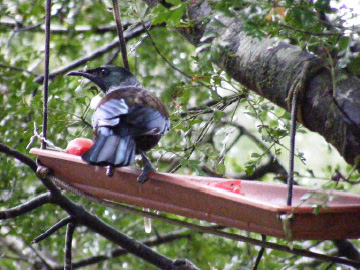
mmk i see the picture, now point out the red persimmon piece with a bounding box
[66,138,93,156]
[208,180,243,194]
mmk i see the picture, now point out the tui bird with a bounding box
[67,65,170,183]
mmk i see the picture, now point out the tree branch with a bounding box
[0,193,52,220]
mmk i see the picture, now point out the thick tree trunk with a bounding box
[147,0,360,169]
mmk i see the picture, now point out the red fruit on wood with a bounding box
[208,180,243,194]
[66,138,93,156]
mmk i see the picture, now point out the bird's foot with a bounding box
[137,151,155,183]
[137,164,155,183]
[106,165,114,177]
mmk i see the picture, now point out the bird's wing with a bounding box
[126,106,170,136]
[92,99,129,128]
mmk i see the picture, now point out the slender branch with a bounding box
[0,143,37,172]
[0,193,52,220]
[112,0,130,70]
[106,48,121,65]
[64,221,77,270]
[32,216,73,243]
[143,21,192,79]
[0,20,131,34]
[179,93,245,118]
[0,63,39,76]
[2,2,64,33]
[34,21,151,84]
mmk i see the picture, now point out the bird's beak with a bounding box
[67,70,106,91]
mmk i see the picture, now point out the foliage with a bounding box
[0,0,360,269]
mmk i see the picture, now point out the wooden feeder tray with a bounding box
[30,148,360,240]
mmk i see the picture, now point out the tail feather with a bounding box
[113,135,136,165]
[82,127,136,167]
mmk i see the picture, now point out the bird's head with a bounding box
[67,65,142,93]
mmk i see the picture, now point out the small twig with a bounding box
[6,2,64,34]
[331,169,360,185]
[140,21,192,79]
[0,63,39,76]
[32,216,73,243]
[64,221,77,270]
[105,48,121,65]
[132,0,194,80]
[112,0,130,70]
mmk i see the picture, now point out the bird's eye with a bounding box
[100,69,108,77]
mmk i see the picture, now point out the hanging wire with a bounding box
[42,0,52,149]
[286,86,299,206]
[112,0,130,70]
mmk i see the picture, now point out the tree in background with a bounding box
[1,0,360,269]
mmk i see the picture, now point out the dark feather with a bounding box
[82,125,136,167]
[126,106,170,136]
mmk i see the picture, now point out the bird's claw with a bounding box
[106,165,114,177]
[137,165,155,183]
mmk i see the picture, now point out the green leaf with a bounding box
[151,5,170,25]
[151,2,188,27]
